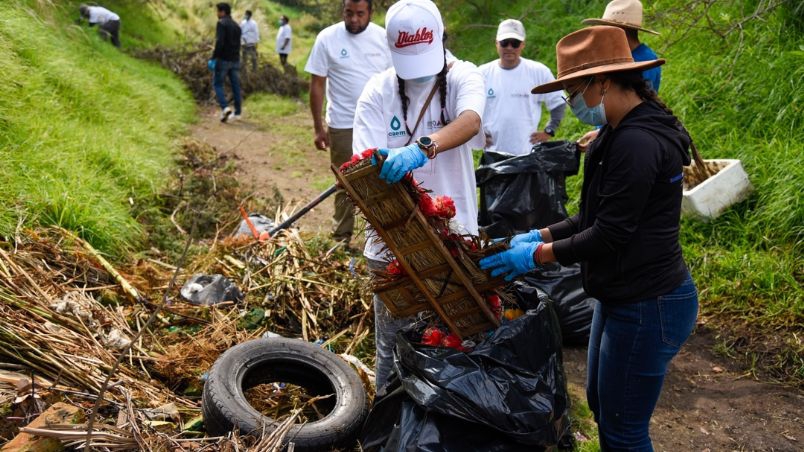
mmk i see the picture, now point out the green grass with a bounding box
[446,0,804,383]
[0,1,195,254]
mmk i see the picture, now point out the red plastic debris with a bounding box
[421,327,446,346]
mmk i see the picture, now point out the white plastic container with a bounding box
[682,159,752,220]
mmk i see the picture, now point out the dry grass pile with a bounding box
[0,223,372,450]
[135,43,307,102]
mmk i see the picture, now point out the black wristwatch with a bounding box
[416,136,439,159]
[544,127,556,137]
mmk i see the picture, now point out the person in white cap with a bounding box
[577,0,662,150]
[352,0,486,390]
[305,0,392,246]
[479,19,566,155]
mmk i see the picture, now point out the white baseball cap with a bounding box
[496,19,526,42]
[385,0,445,80]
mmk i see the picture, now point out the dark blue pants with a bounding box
[587,274,698,451]
[213,60,242,114]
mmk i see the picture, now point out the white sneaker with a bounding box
[231,114,242,122]
[220,106,233,122]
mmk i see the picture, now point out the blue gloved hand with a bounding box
[377,144,428,183]
[510,229,543,247]
[207,59,216,71]
[479,241,541,281]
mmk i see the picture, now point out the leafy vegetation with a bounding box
[0,1,194,255]
[444,0,803,383]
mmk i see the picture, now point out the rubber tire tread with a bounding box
[202,338,368,451]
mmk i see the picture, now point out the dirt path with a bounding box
[192,103,803,451]
[191,105,337,236]
[563,328,803,451]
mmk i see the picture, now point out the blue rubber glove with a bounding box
[479,241,540,281]
[510,229,543,247]
[377,144,428,183]
[207,59,216,71]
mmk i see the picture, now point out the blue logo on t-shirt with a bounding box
[487,88,496,98]
[388,115,406,137]
[340,48,349,58]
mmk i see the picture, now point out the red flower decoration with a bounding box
[386,259,405,276]
[418,194,456,220]
[433,195,456,219]
[421,327,446,346]
[486,294,502,317]
[339,148,378,171]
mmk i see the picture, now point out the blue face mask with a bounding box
[570,84,607,126]
[409,74,435,84]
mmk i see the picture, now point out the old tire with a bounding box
[202,338,368,450]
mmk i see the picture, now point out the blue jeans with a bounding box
[587,274,698,451]
[212,60,242,114]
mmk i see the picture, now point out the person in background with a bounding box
[240,9,260,73]
[276,15,292,66]
[305,0,391,246]
[78,4,121,48]
[480,19,565,155]
[577,0,662,150]
[352,0,486,390]
[480,26,697,451]
[210,2,242,123]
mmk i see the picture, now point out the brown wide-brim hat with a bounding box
[582,0,659,35]
[531,26,665,94]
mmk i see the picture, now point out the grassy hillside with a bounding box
[0,1,194,254]
[444,0,803,382]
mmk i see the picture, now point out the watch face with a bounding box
[418,136,432,146]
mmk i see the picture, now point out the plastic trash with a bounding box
[180,274,244,306]
[361,297,570,451]
[517,263,597,346]
[476,141,580,239]
[236,213,275,238]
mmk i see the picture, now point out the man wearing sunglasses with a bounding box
[479,19,565,156]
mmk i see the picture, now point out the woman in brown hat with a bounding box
[480,26,698,450]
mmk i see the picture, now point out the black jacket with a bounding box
[549,101,692,303]
[213,16,241,62]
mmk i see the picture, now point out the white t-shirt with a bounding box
[479,58,564,155]
[353,61,486,261]
[240,18,260,45]
[304,23,392,129]
[87,6,119,24]
[276,24,292,54]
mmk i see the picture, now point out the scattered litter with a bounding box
[180,274,244,306]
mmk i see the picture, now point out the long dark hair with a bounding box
[396,35,450,135]
[605,70,680,129]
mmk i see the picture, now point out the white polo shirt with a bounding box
[276,24,292,54]
[305,22,392,129]
[353,60,486,261]
[87,6,119,24]
[240,18,260,45]
[479,58,564,155]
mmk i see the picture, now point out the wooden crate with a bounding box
[332,155,502,338]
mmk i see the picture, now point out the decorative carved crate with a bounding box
[332,154,503,338]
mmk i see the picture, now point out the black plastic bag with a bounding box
[515,264,597,346]
[477,141,580,239]
[361,299,569,451]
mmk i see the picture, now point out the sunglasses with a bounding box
[499,39,522,49]
[561,78,594,106]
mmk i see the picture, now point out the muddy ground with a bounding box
[191,106,803,451]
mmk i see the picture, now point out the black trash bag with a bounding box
[361,299,569,452]
[477,141,580,239]
[516,263,597,346]
[180,274,244,306]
